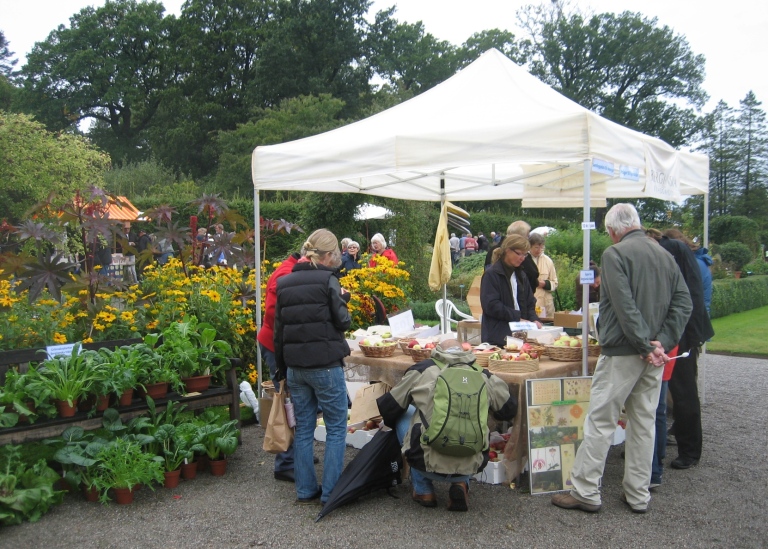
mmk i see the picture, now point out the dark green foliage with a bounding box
[0,445,64,525]
[544,229,612,264]
[709,216,761,251]
[711,276,768,318]
[715,241,754,271]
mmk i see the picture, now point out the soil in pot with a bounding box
[181,375,212,393]
[209,458,227,477]
[54,399,78,418]
[118,388,134,406]
[181,461,197,480]
[113,487,134,505]
[164,469,181,489]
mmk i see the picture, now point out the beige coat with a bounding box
[532,252,558,316]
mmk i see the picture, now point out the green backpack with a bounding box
[420,359,489,457]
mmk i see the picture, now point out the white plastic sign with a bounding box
[580,270,595,284]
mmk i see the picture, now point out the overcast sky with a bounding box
[2,0,766,112]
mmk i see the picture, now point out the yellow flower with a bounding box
[53,332,67,344]
[82,337,94,344]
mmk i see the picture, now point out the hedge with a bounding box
[711,275,768,319]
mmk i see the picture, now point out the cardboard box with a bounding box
[349,382,391,424]
[553,311,583,329]
[473,460,506,485]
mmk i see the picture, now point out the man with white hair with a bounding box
[449,233,460,265]
[551,203,692,514]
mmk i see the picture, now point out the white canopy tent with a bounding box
[251,48,709,377]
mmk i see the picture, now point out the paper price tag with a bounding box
[46,343,78,359]
[581,222,596,230]
[580,270,595,284]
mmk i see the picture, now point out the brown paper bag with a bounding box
[263,380,294,454]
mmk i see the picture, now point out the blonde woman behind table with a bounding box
[529,233,558,317]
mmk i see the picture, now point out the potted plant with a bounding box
[0,445,65,525]
[46,426,112,502]
[25,344,97,417]
[91,437,164,504]
[717,241,753,278]
[175,422,203,480]
[153,424,204,488]
[150,316,232,393]
[132,343,182,399]
[195,412,239,476]
[0,369,39,426]
[96,346,142,406]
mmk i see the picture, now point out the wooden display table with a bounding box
[344,350,597,483]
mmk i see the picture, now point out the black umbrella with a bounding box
[315,428,403,522]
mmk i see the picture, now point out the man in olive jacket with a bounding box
[377,341,516,511]
[552,203,692,515]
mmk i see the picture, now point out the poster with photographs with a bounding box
[527,377,592,495]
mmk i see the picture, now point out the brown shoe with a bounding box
[411,490,437,508]
[447,482,468,512]
[551,492,601,513]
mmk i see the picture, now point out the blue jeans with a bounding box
[260,343,294,472]
[651,381,668,485]
[288,365,347,503]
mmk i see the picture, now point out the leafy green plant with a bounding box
[46,426,112,491]
[92,437,164,503]
[194,410,239,460]
[0,445,65,525]
[127,397,188,456]
[149,316,232,379]
[25,344,98,407]
[716,241,753,272]
[153,424,203,472]
[0,369,39,426]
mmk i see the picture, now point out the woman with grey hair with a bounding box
[368,232,398,267]
[340,240,361,272]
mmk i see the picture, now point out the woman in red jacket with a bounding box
[368,232,398,267]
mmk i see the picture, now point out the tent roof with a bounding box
[104,196,142,221]
[252,49,708,205]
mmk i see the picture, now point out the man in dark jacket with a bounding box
[655,234,715,469]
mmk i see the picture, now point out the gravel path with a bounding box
[4,353,765,549]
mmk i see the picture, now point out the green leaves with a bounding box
[0,446,64,526]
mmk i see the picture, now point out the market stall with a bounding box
[344,349,598,483]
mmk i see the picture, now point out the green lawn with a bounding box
[708,306,768,356]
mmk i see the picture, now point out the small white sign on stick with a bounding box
[580,270,595,285]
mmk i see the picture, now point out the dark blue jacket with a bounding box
[695,247,713,314]
[480,260,539,346]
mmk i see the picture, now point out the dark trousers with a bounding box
[668,349,702,460]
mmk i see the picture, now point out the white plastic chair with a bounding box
[435,299,476,333]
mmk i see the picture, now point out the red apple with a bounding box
[365,420,377,430]
[408,339,419,348]
[461,342,472,351]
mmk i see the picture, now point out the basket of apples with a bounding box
[359,337,399,358]
[545,335,598,360]
[408,341,436,362]
[471,344,502,367]
[488,350,540,373]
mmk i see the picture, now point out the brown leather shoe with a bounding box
[411,490,437,508]
[551,492,601,513]
[447,482,468,512]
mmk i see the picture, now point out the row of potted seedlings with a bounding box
[0,317,233,426]
[46,399,239,505]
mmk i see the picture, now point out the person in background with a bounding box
[376,339,517,512]
[340,240,362,272]
[552,204,691,515]
[646,228,714,471]
[464,233,478,256]
[485,221,539,291]
[480,234,542,347]
[274,229,351,505]
[459,233,467,258]
[665,229,713,316]
[575,262,601,310]
[257,250,302,482]
[477,232,488,252]
[529,232,558,317]
[136,228,152,278]
[368,232,398,267]
[340,238,351,255]
[449,232,460,265]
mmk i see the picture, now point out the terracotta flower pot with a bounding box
[209,458,227,477]
[78,395,96,412]
[95,394,110,412]
[118,388,134,406]
[143,382,169,400]
[197,454,209,472]
[55,399,78,418]
[164,469,181,489]
[83,485,99,502]
[181,461,197,480]
[181,375,212,393]
[113,487,134,505]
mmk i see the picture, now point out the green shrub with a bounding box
[715,241,753,272]
[545,229,612,263]
[550,253,584,312]
[709,215,760,252]
[744,260,768,275]
[710,276,768,318]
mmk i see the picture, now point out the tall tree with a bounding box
[18,0,176,163]
[733,92,768,218]
[518,4,707,147]
[700,101,740,216]
[0,30,18,77]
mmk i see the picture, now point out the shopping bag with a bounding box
[263,380,294,454]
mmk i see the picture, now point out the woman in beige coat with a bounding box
[529,233,558,317]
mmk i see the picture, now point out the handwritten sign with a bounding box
[45,343,77,360]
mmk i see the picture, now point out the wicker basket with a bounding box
[409,347,434,362]
[544,344,600,361]
[472,348,500,368]
[488,358,540,373]
[359,343,398,358]
[398,339,413,356]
